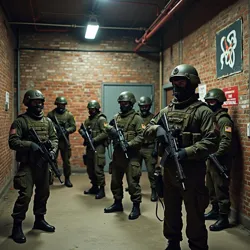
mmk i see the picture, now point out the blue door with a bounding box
[102,83,155,171]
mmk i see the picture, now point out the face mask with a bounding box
[88,109,98,117]
[120,104,132,113]
[28,103,44,116]
[139,105,151,117]
[208,102,221,112]
[173,85,195,102]
[56,107,66,114]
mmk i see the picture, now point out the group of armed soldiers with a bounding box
[8,64,234,250]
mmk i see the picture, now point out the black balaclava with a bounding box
[27,102,44,119]
[139,105,151,117]
[120,102,133,114]
[89,108,99,117]
[207,101,222,112]
[173,80,195,102]
[56,105,66,114]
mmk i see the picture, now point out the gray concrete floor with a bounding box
[0,173,249,250]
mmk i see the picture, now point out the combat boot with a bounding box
[65,177,73,188]
[33,215,55,232]
[209,214,230,231]
[204,204,219,220]
[104,199,123,213]
[84,185,99,195]
[95,186,105,199]
[128,203,141,220]
[11,220,26,244]
[151,188,158,202]
[165,241,181,250]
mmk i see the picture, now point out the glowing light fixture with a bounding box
[85,17,99,39]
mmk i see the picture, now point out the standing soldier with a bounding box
[79,100,108,199]
[143,64,218,250]
[9,90,58,244]
[138,96,157,202]
[104,91,144,220]
[204,88,233,231]
[47,96,76,187]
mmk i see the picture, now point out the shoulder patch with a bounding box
[225,126,232,133]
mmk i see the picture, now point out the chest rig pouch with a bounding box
[16,114,50,163]
[115,112,137,142]
[164,101,205,148]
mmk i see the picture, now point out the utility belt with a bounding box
[179,132,202,147]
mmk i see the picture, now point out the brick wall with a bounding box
[0,7,15,192]
[163,0,250,219]
[19,31,159,169]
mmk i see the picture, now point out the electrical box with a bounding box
[247,123,250,137]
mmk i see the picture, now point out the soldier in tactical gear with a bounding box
[79,100,108,199]
[104,91,144,220]
[47,96,76,187]
[204,88,233,231]
[9,89,58,244]
[144,64,219,250]
[138,96,157,201]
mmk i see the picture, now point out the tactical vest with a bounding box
[85,113,107,138]
[115,111,138,142]
[141,113,154,145]
[16,114,50,162]
[53,109,71,129]
[163,101,206,147]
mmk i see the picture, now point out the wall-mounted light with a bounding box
[85,16,99,39]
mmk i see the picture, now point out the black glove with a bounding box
[151,150,158,158]
[156,126,168,144]
[49,151,56,161]
[61,127,69,135]
[108,127,118,139]
[176,148,187,161]
[124,141,130,149]
[30,142,44,154]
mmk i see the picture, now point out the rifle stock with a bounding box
[159,113,186,190]
[29,128,63,184]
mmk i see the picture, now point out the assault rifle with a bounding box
[79,123,96,152]
[53,115,70,147]
[209,154,229,179]
[158,113,186,191]
[113,119,129,159]
[29,128,63,184]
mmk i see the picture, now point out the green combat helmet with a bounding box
[87,100,101,109]
[23,89,45,107]
[54,96,67,105]
[117,91,136,105]
[169,64,201,89]
[138,96,152,106]
[204,88,227,103]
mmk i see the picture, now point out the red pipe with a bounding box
[29,0,69,33]
[109,0,160,16]
[134,0,186,52]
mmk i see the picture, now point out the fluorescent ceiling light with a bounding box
[85,21,99,39]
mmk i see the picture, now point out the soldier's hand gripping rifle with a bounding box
[53,115,70,147]
[29,128,63,184]
[208,154,229,179]
[79,123,96,152]
[158,113,186,191]
[113,119,129,159]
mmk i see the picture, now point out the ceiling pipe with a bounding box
[8,21,146,31]
[29,0,68,32]
[107,0,160,16]
[134,0,186,52]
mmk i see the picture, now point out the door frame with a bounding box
[161,82,173,109]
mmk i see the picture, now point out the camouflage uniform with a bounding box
[204,88,233,231]
[144,65,219,250]
[138,96,157,201]
[9,90,58,244]
[79,100,108,199]
[104,91,144,220]
[47,96,76,187]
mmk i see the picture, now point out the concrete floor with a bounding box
[0,173,249,250]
